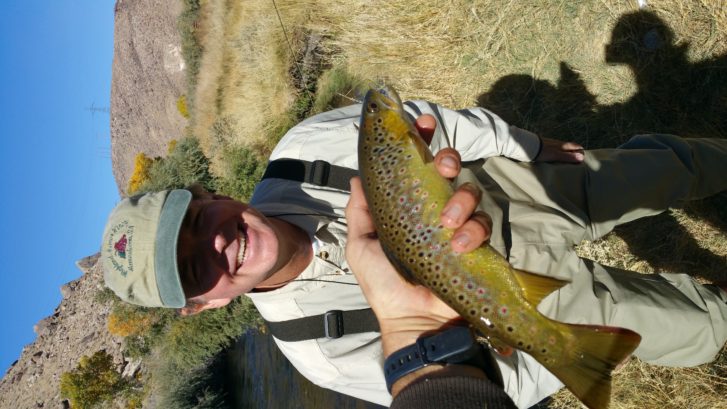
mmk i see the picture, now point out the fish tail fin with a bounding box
[547,323,641,409]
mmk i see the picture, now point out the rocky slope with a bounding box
[110,0,188,194]
[0,1,187,407]
[0,255,133,409]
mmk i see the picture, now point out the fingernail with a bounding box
[453,232,471,248]
[440,156,457,171]
[442,204,462,225]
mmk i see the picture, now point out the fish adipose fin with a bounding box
[550,323,641,409]
[511,269,569,306]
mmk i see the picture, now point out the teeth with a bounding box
[237,227,247,269]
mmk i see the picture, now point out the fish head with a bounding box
[359,86,434,163]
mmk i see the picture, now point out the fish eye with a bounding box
[367,102,379,113]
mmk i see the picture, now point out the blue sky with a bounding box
[0,1,119,373]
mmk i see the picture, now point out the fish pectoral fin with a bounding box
[512,269,569,306]
[487,336,514,358]
[381,243,421,285]
[411,130,435,163]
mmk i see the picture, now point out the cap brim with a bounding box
[154,189,192,308]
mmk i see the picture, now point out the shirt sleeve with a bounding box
[403,100,542,162]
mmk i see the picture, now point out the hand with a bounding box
[416,115,493,253]
[535,137,585,163]
[346,176,460,354]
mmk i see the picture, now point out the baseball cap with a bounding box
[101,189,192,308]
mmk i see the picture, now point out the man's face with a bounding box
[176,195,281,303]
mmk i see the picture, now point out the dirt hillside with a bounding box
[110,0,188,194]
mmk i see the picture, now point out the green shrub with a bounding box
[151,298,260,409]
[60,350,130,409]
[311,66,370,114]
[94,287,119,304]
[215,144,267,201]
[137,137,215,193]
[162,298,260,371]
[155,351,232,409]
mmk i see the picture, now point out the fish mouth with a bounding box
[364,85,403,112]
[377,85,403,109]
[236,223,248,270]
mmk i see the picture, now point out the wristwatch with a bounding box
[383,326,500,392]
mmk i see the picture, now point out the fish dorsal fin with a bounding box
[511,269,569,306]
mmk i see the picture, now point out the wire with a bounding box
[270,0,315,102]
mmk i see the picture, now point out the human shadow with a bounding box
[477,10,727,282]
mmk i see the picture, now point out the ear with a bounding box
[179,298,232,316]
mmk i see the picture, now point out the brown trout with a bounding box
[357,86,641,409]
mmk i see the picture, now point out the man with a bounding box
[102,98,727,408]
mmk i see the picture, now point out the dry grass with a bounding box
[187,0,727,407]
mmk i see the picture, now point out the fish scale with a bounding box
[358,86,642,409]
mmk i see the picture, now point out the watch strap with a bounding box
[383,326,485,392]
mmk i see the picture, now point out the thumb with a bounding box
[345,177,376,239]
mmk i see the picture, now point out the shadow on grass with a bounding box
[478,10,727,282]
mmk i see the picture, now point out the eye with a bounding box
[367,102,379,113]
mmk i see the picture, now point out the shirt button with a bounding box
[318,251,329,260]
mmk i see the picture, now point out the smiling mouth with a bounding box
[236,224,248,270]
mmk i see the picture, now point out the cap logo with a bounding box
[114,235,128,258]
[106,221,135,277]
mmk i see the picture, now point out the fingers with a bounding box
[561,141,584,151]
[345,177,376,239]
[441,182,481,228]
[440,183,493,253]
[415,114,436,145]
[451,211,492,253]
[434,148,461,179]
[560,150,585,163]
[536,138,585,163]
[557,141,585,163]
